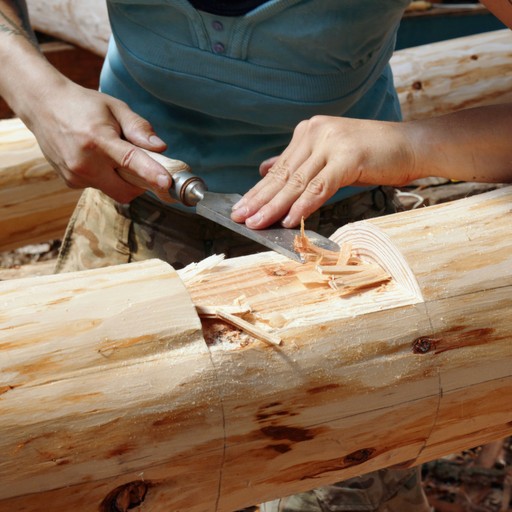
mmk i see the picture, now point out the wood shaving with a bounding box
[293,220,391,296]
[293,218,339,265]
[177,254,225,284]
[196,305,281,346]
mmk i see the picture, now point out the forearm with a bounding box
[0,0,66,120]
[403,104,512,183]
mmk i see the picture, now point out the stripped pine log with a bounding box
[392,29,512,121]
[0,118,82,252]
[1,186,511,511]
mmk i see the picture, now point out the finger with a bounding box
[102,139,173,193]
[63,160,145,204]
[110,100,167,152]
[259,156,279,177]
[243,155,326,229]
[282,162,344,228]
[231,158,296,223]
[100,172,146,204]
[231,142,313,222]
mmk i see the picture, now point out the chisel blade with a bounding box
[196,192,339,263]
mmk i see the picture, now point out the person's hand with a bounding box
[231,115,416,229]
[22,78,173,204]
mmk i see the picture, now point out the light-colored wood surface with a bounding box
[0,118,82,252]
[27,0,110,56]
[392,29,512,121]
[1,187,511,511]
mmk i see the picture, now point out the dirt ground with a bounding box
[1,180,511,511]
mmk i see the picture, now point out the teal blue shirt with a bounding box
[102,0,409,205]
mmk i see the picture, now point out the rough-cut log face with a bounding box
[1,188,511,511]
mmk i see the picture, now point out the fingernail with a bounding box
[149,134,166,146]
[157,174,170,189]
[281,215,292,228]
[231,206,248,220]
[246,211,263,227]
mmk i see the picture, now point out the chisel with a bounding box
[118,150,339,262]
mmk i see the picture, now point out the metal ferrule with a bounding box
[170,171,208,207]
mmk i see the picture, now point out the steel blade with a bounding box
[196,192,339,263]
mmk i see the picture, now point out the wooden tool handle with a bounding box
[117,148,191,203]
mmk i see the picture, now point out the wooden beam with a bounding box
[27,0,110,57]
[0,118,81,251]
[1,187,511,511]
[392,29,512,121]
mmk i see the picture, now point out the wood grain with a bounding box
[0,118,81,251]
[1,187,511,510]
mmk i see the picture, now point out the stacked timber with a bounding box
[0,186,511,510]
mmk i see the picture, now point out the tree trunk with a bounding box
[0,118,81,252]
[1,186,511,511]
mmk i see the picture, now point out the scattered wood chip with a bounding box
[196,305,282,346]
[177,254,225,284]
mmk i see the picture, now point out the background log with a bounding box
[1,187,511,511]
[0,118,81,252]
[392,29,512,121]
[27,0,110,57]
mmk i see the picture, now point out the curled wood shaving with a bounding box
[294,220,391,296]
[293,218,339,265]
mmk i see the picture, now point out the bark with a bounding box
[1,186,511,511]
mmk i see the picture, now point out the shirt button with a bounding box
[212,20,224,31]
[213,42,225,54]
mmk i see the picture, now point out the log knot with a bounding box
[343,448,376,466]
[100,481,149,511]
[412,336,439,354]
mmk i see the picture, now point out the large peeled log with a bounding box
[1,187,511,511]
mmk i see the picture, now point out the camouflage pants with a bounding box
[56,186,400,272]
[55,187,431,512]
[261,467,430,512]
